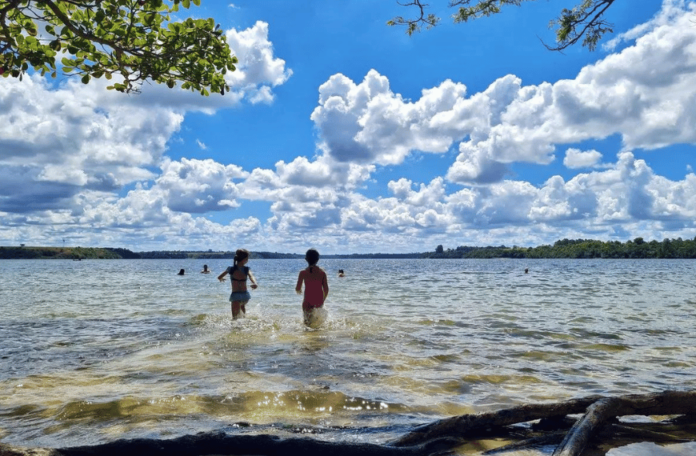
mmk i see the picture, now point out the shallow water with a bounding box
[1,259,695,454]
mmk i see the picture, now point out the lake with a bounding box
[1,258,695,454]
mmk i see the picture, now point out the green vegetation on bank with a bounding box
[425,237,696,259]
[116,250,422,259]
[0,247,308,260]
[0,246,122,260]
[136,250,304,259]
[2,237,696,260]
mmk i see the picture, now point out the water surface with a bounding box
[1,259,695,454]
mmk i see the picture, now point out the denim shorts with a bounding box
[230,291,251,302]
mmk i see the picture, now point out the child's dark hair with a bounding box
[234,249,250,267]
[305,248,320,272]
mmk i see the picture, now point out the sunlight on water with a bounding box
[1,258,696,454]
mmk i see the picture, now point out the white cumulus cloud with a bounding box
[225,21,293,104]
[308,2,696,185]
[564,148,603,169]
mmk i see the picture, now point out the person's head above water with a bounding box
[178,269,185,275]
[234,249,250,266]
[305,248,320,266]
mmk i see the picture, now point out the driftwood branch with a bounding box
[552,391,696,456]
[553,397,619,456]
[391,395,603,446]
[392,390,696,452]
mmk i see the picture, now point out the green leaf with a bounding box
[81,74,91,84]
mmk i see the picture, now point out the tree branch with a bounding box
[387,0,439,35]
[39,0,139,54]
[544,0,615,51]
[390,0,618,51]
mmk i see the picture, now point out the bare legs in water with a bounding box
[231,300,247,319]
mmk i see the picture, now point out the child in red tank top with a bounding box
[295,248,329,321]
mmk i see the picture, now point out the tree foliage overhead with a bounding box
[0,0,238,95]
[389,0,617,51]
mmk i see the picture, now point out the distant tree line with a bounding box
[424,237,696,259]
[0,246,121,259]
[134,250,304,259]
[132,251,423,259]
[3,237,696,260]
[323,253,422,259]
[105,247,141,259]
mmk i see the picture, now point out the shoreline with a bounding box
[2,237,696,261]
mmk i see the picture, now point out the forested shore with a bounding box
[424,237,696,259]
[1,237,696,260]
[0,247,421,260]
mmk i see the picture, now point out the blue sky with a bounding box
[1,0,695,253]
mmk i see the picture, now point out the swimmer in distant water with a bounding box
[218,249,258,319]
[338,269,345,277]
[525,268,529,274]
[177,269,185,276]
[201,264,211,274]
[296,248,329,326]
